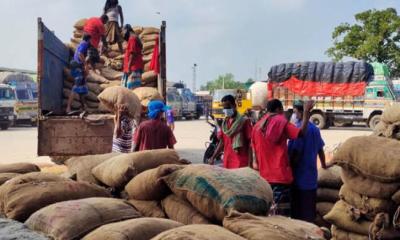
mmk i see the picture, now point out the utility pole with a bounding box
[192,63,197,92]
[222,75,225,89]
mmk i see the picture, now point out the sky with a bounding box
[0,0,399,89]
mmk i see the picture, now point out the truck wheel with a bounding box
[310,113,326,129]
[369,115,381,130]
[0,124,9,130]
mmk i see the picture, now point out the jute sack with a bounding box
[101,67,123,80]
[382,104,400,124]
[65,153,119,184]
[324,200,400,238]
[163,165,273,222]
[339,184,396,220]
[0,173,20,185]
[74,18,87,30]
[162,195,211,225]
[97,86,141,120]
[128,199,166,218]
[86,71,110,84]
[2,181,110,221]
[151,224,246,240]
[316,202,334,217]
[341,168,400,199]
[223,211,325,240]
[393,206,400,229]
[331,225,368,240]
[100,80,121,89]
[315,214,331,228]
[141,34,159,42]
[332,136,400,183]
[133,87,163,107]
[0,163,40,174]
[83,218,183,240]
[318,166,343,189]
[73,30,83,39]
[92,149,184,188]
[142,70,158,83]
[26,198,140,240]
[143,41,156,52]
[87,82,103,94]
[392,190,400,204]
[125,164,185,201]
[140,27,160,37]
[317,188,339,202]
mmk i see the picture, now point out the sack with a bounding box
[133,87,163,107]
[341,168,400,199]
[0,218,48,240]
[392,190,400,204]
[87,82,102,94]
[128,199,166,218]
[0,163,40,174]
[331,225,368,240]
[83,218,183,240]
[163,165,273,222]
[26,198,140,240]
[100,80,121,89]
[314,214,331,228]
[73,30,83,39]
[74,18,87,30]
[317,188,339,202]
[316,202,334,216]
[223,211,325,240]
[382,104,400,124]
[162,195,211,225]
[141,34,159,42]
[86,71,110,84]
[65,153,120,184]
[151,224,245,240]
[2,181,110,221]
[140,27,160,37]
[143,41,156,52]
[249,82,268,108]
[0,173,20,185]
[318,166,343,189]
[142,71,158,83]
[92,149,184,188]
[100,67,123,80]
[332,136,400,183]
[98,86,141,120]
[125,164,185,201]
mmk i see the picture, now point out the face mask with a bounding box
[223,109,234,117]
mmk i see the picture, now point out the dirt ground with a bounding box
[0,120,371,165]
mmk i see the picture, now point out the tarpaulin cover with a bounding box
[267,61,373,97]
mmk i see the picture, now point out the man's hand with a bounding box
[252,160,259,170]
[304,100,315,112]
[208,157,215,165]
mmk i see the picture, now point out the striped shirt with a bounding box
[112,116,134,153]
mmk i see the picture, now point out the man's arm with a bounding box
[298,100,314,138]
[318,149,327,169]
[119,5,124,27]
[209,140,223,165]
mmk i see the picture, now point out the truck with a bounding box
[0,84,16,130]
[37,18,167,157]
[268,61,398,129]
[166,87,183,120]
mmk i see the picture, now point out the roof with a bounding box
[0,67,36,75]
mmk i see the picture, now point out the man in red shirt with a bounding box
[121,24,144,89]
[83,15,109,65]
[209,95,252,169]
[134,100,176,151]
[252,99,314,216]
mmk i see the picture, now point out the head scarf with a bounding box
[148,100,166,119]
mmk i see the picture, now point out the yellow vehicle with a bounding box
[211,89,252,120]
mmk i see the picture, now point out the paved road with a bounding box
[0,120,371,165]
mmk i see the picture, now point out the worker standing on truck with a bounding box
[251,99,314,217]
[112,104,134,153]
[104,0,124,53]
[121,24,143,90]
[209,95,253,169]
[134,100,176,151]
[289,101,327,223]
[83,15,109,62]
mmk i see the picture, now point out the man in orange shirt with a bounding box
[121,24,143,89]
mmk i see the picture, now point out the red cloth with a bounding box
[150,36,160,74]
[83,17,105,48]
[123,36,144,73]
[218,118,252,169]
[134,119,176,151]
[252,114,300,184]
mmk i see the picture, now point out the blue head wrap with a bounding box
[148,100,167,119]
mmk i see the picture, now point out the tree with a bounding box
[326,8,400,77]
[201,73,246,91]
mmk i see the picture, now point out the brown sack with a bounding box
[73,30,83,39]
[140,27,160,37]
[98,86,141,120]
[26,198,140,240]
[86,70,110,84]
[332,136,400,183]
[143,41,156,52]
[0,173,20,185]
[87,82,103,95]
[151,224,246,240]
[162,195,211,225]
[142,70,158,83]
[100,80,121,89]
[0,163,40,174]
[2,181,110,221]
[92,149,184,188]
[141,34,159,42]
[316,202,334,216]
[133,87,163,107]
[382,104,400,123]
[65,153,119,184]
[331,225,368,240]
[318,166,343,189]
[101,67,123,80]
[392,190,400,204]
[133,26,144,35]
[315,214,331,228]
[317,188,339,202]
[125,164,185,201]
[223,211,325,240]
[128,199,166,218]
[163,165,273,222]
[74,18,87,30]
[83,218,183,240]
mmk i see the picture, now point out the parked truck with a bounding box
[0,84,16,130]
[37,18,167,157]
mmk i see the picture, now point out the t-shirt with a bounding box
[218,117,252,169]
[83,17,105,48]
[73,41,90,64]
[134,119,176,151]
[123,36,144,73]
[288,121,325,190]
[252,114,300,184]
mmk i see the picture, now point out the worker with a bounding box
[83,15,109,64]
[165,106,175,131]
[134,100,176,151]
[112,105,134,153]
[121,24,143,90]
[209,95,252,169]
[103,0,124,53]
[251,99,314,217]
[289,101,327,223]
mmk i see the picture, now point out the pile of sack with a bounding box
[374,104,400,139]
[325,136,400,240]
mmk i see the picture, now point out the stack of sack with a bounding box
[374,104,400,139]
[325,136,400,240]
[316,166,343,228]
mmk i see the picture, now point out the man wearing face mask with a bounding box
[209,95,253,169]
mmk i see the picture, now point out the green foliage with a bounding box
[201,73,246,91]
[326,8,400,77]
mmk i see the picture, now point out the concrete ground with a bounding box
[0,120,371,165]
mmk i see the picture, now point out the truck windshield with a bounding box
[213,90,236,102]
[0,88,16,100]
[16,89,30,100]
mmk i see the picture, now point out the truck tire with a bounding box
[368,115,381,130]
[0,124,9,130]
[310,113,327,129]
[333,121,353,127]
